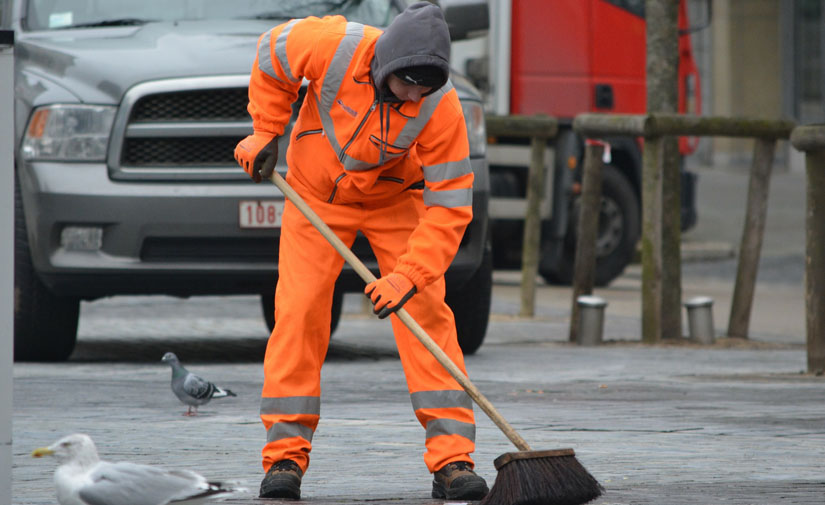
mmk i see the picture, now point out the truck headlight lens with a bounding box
[22,105,116,161]
[461,100,486,158]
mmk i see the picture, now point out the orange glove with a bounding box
[364,272,417,319]
[234,134,279,183]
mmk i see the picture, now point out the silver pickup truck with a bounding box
[9,0,492,361]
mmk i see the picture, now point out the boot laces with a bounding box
[445,461,473,474]
[271,460,299,473]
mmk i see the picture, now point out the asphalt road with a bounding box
[12,166,822,504]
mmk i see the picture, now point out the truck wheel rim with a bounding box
[596,197,623,257]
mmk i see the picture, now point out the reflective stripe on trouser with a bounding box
[409,389,476,472]
[260,172,476,474]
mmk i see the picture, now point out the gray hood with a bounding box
[370,2,451,93]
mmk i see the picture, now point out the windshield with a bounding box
[24,0,403,31]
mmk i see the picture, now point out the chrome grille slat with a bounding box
[125,122,253,137]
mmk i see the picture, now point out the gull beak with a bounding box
[31,447,55,458]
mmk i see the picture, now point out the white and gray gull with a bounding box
[31,433,244,505]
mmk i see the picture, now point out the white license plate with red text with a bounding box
[239,200,284,229]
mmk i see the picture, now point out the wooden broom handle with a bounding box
[270,171,532,452]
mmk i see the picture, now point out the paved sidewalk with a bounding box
[12,271,824,505]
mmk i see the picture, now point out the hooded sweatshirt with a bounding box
[371,2,451,95]
[246,2,473,292]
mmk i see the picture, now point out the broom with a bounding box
[269,171,604,505]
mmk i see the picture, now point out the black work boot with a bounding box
[432,461,489,500]
[259,459,303,499]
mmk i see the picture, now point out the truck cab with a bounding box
[452,0,699,285]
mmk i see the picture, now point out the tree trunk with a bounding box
[644,0,680,342]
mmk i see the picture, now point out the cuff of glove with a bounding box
[393,263,428,294]
[252,131,278,143]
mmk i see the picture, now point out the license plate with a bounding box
[239,200,284,229]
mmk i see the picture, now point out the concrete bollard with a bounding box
[577,295,607,346]
[684,296,715,344]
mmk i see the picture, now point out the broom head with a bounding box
[479,448,603,505]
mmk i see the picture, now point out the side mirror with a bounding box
[441,0,489,41]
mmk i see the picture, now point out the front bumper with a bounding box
[20,159,488,299]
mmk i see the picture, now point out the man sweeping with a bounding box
[234,2,488,500]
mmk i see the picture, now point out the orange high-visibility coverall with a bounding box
[249,12,477,476]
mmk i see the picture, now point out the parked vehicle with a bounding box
[447,0,700,285]
[11,0,492,361]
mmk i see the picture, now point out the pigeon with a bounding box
[161,352,236,416]
[31,433,244,505]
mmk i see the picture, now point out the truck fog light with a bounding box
[61,226,103,251]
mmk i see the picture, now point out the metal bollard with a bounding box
[684,296,715,344]
[577,295,607,346]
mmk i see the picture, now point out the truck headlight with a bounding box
[21,104,116,161]
[461,100,486,158]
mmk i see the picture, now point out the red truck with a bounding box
[447,0,700,285]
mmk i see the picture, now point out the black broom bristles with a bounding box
[479,451,603,505]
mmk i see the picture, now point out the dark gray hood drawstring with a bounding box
[378,91,390,165]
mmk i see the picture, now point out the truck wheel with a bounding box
[261,289,343,337]
[543,164,640,286]
[446,238,492,355]
[14,174,80,362]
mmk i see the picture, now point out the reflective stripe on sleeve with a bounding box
[258,20,302,83]
[423,159,472,183]
[274,19,302,83]
[257,29,278,80]
[423,187,473,208]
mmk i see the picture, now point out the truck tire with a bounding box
[542,164,640,286]
[14,173,80,362]
[445,237,492,355]
[261,289,343,337]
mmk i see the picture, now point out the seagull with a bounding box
[161,352,237,416]
[31,433,244,505]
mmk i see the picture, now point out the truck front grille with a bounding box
[130,88,250,122]
[108,76,258,181]
[110,77,306,180]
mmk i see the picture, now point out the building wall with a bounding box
[710,0,784,167]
